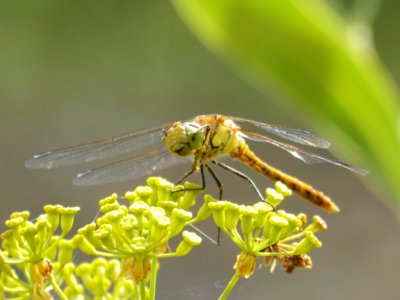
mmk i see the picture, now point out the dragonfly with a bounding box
[26,114,368,212]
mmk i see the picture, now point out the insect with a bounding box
[26,114,368,212]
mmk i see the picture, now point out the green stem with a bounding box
[132,282,139,300]
[42,233,65,257]
[48,274,69,300]
[149,256,158,300]
[218,272,240,300]
[138,280,146,300]
[280,232,305,243]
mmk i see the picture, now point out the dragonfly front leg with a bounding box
[174,164,205,193]
[203,163,225,245]
[204,164,223,200]
[175,165,220,245]
[176,166,198,185]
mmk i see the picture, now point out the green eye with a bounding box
[188,128,205,150]
[164,122,205,157]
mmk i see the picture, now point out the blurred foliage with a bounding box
[172,0,400,211]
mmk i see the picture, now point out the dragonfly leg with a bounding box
[211,160,276,211]
[176,167,196,185]
[211,160,275,210]
[203,163,224,245]
[175,165,222,245]
[211,160,264,200]
[174,165,205,193]
[204,163,224,245]
[204,164,223,200]
[199,164,206,190]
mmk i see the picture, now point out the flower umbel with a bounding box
[208,181,327,300]
[1,206,79,299]
[73,177,203,299]
[0,178,330,300]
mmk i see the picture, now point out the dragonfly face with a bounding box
[164,122,206,157]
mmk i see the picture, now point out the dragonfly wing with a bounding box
[229,116,330,148]
[25,122,173,169]
[240,130,369,175]
[73,149,189,186]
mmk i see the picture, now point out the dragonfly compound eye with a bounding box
[164,122,204,157]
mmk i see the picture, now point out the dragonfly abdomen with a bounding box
[231,143,339,212]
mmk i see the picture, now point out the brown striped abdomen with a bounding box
[231,143,339,212]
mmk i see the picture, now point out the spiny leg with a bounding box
[211,160,275,211]
[204,163,224,245]
[176,166,197,185]
[211,160,263,200]
[204,163,223,200]
[174,164,205,194]
[176,165,219,245]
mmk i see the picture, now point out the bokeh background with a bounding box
[1,0,400,299]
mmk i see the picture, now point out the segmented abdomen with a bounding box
[231,142,339,212]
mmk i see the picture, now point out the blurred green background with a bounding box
[1,0,400,299]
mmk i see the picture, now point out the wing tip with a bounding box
[319,141,331,149]
[25,152,55,169]
[356,168,370,176]
[25,159,36,169]
[73,170,92,186]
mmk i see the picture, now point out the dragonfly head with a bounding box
[164,122,205,157]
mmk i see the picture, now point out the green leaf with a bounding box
[171,0,400,210]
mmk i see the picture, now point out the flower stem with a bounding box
[138,280,146,300]
[149,256,158,300]
[48,274,69,300]
[218,272,240,300]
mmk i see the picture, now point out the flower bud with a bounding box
[265,215,288,245]
[253,202,272,229]
[277,211,302,240]
[58,239,76,266]
[60,207,80,235]
[175,231,202,256]
[95,225,116,250]
[265,188,284,207]
[224,202,241,231]
[158,200,178,216]
[44,205,60,234]
[100,203,121,213]
[193,195,217,222]
[240,206,256,238]
[169,209,192,237]
[291,232,322,255]
[98,193,118,206]
[73,235,98,255]
[275,181,292,197]
[305,215,328,233]
[179,182,202,210]
[10,211,30,220]
[209,201,228,229]
[21,223,37,253]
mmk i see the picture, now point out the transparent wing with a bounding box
[229,116,331,148]
[240,130,369,175]
[25,122,173,169]
[73,149,188,186]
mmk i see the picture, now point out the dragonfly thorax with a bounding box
[164,122,206,157]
